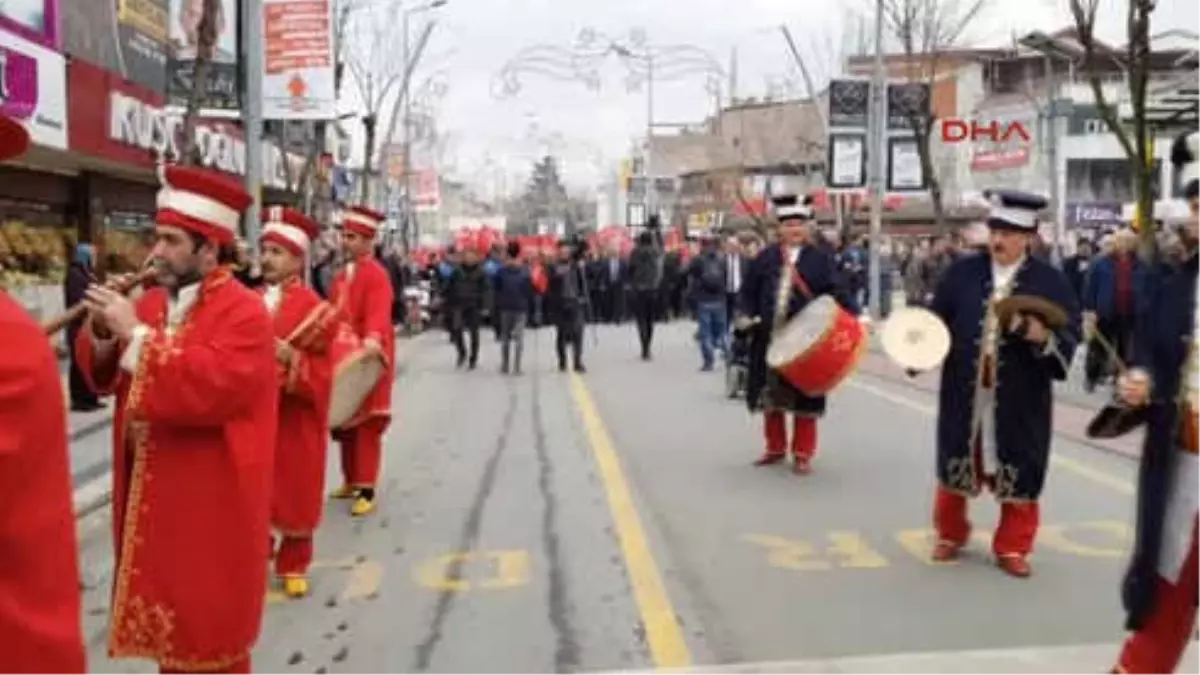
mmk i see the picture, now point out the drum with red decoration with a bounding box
[327,322,386,429]
[766,296,866,396]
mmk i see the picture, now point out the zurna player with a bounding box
[737,194,847,475]
[925,189,1080,578]
[259,206,338,599]
[1110,129,1198,674]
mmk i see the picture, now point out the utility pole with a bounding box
[402,8,413,250]
[645,50,656,220]
[867,0,886,322]
[1044,55,1064,265]
[242,0,265,253]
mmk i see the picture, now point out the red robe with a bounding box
[329,256,395,428]
[75,268,277,671]
[0,292,86,673]
[267,279,336,535]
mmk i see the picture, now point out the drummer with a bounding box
[926,189,1081,577]
[737,193,849,475]
[260,206,338,598]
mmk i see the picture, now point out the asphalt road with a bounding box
[77,321,1197,673]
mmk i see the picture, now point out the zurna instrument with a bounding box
[880,307,951,372]
[767,295,866,396]
[40,268,156,336]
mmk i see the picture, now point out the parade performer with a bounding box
[260,206,337,598]
[76,165,276,673]
[0,114,86,673]
[1111,130,1198,673]
[738,194,845,475]
[927,189,1080,577]
[328,206,395,517]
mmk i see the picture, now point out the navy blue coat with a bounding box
[1122,254,1197,630]
[929,254,1081,500]
[1083,253,1149,321]
[738,243,847,416]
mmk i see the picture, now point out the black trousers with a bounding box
[450,307,482,366]
[631,289,658,357]
[555,306,585,369]
[1086,315,1134,385]
[66,326,97,407]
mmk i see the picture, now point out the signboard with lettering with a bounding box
[166,0,240,111]
[261,0,336,119]
[828,79,869,130]
[0,24,67,148]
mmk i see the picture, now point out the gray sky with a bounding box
[355,0,1198,194]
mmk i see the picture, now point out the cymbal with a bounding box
[994,294,1070,330]
[1085,400,1148,439]
[880,306,950,372]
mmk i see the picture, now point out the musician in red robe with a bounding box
[329,206,395,517]
[76,165,277,673]
[0,114,87,674]
[259,206,337,599]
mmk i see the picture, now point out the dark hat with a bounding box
[1170,130,1198,201]
[984,189,1048,233]
[772,193,814,222]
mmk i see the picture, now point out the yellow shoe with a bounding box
[350,496,375,517]
[330,485,357,500]
[283,576,309,598]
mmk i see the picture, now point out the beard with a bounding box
[153,256,203,294]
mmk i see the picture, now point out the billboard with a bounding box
[0,25,67,148]
[62,0,168,93]
[262,0,336,119]
[166,0,239,110]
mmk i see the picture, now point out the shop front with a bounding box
[0,23,72,311]
[67,59,307,273]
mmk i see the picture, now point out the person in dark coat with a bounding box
[1110,130,1198,674]
[63,242,102,412]
[627,231,662,360]
[1083,229,1148,391]
[737,194,848,475]
[926,190,1081,578]
[548,239,590,372]
[445,247,491,369]
[1062,238,1094,305]
[492,241,534,375]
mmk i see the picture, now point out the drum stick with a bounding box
[1089,329,1127,373]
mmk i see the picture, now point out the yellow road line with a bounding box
[568,373,692,670]
[846,379,1135,494]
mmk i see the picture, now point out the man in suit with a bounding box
[723,236,748,328]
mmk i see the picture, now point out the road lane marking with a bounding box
[265,556,383,605]
[413,550,532,591]
[846,379,1136,494]
[746,521,1131,574]
[747,531,891,571]
[569,372,692,670]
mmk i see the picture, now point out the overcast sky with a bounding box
[346,0,1198,195]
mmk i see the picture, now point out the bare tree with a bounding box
[178,0,221,166]
[1067,0,1159,256]
[342,1,409,203]
[881,0,989,234]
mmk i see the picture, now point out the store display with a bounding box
[0,220,70,291]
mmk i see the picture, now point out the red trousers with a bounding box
[933,486,1039,556]
[160,656,250,673]
[337,417,386,489]
[274,535,314,578]
[763,412,817,459]
[1116,524,1198,674]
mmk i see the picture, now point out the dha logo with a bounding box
[941,119,1032,144]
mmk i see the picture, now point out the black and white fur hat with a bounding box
[1170,130,1199,201]
[771,194,815,222]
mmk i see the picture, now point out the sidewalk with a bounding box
[856,351,1142,459]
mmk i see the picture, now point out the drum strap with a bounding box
[785,252,814,300]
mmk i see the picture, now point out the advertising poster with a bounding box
[62,0,168,93]
[262,0,335,119]
[166,0,239,110]
[0,0,59,49]
[826,133,866,190]
[887,137,926,191]
[0,25,67,148]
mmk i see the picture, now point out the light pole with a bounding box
[867,0,886,322]
[242,0,265,253]
[401,0,447,250]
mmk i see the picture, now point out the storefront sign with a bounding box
[68,60,302,190]
[1066,201,1123,228]
[0,25,67,148]
[0,0,60,50]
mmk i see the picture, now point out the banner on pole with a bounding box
[261,0,336,120]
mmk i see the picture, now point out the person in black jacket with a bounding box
[548,239,590,372]
[627,232,662,360]
[492,241,534,374]
[446,247,491,369]
[63,242,102,412]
